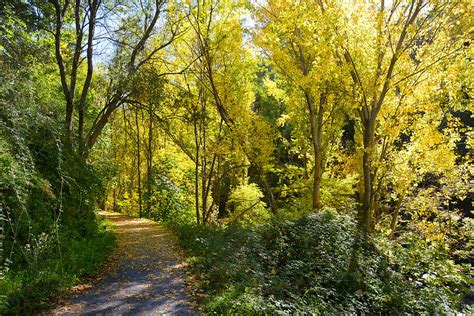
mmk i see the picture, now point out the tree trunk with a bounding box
[50,0,73,137]
[201,97,208,223]
[390,196,404,238]
[193,111,200,224]
[361,117,376,233]
[78,0,98,151]
[135,109,143,218]
[304,89,324,211]
[113,188,117,211]
[260,170,278,214]
[83,98,121,159]
[146,107,153,214]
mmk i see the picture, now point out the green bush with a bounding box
[0,219,115,314]
[173,209,470,314]
[0,14,116,314]
[144,172,187,222]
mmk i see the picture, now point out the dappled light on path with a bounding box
[50,211,195,315]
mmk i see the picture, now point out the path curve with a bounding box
[50,211,195,315]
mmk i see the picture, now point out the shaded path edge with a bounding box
[43,211,197,315]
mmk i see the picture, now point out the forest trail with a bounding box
[50,211,195,315]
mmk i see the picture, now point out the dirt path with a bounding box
[50,211,195,315]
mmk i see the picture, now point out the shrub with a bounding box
[0,219,115,314]
[228,182,270,225]
[173,209,470,314]
[144,172,187,222]
[0,17,115,313]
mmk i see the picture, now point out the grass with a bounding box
[0,214,116,315]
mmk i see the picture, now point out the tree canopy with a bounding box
[1,0,472,313]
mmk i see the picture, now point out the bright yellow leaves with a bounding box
[263,77,286,103]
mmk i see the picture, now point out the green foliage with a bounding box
[373,232,471,313]
[145,172,187,222]
[174,210,470,314]
[1,0,471,314]
[0,8,115,314]
[228,182,269,224]
[0,219,115,314]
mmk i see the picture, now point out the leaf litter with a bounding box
[48,211,196,315]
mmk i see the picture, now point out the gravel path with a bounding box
[50,211,195,315]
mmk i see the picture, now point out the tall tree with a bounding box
[255,0,349,210]
[47,0,179,157]
[335,0,468,233]
[186,0,277,215]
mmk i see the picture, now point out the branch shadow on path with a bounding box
[49,211,196,315]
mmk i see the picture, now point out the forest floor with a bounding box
[48,211,196,315]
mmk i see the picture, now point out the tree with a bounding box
[335,0,469,233]
[154,0,277,222]
[255,0,349,210]
[187,0,277,215]
[47,0,179,157]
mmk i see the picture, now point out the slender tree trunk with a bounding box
[135,110,143,218]
[259,169,278,214]
[112,128,117,211]
[78,0,98,153]
[201,97,208,223]
[390,196,404,238]
[50,0,73,137]
[361,117,376,233]
[215,158,226,218]
[315,92,325,210]
[146,107,153,214]
[193,110,200,224]
[68,0,82,141]
[113,188,117,211]
[305,90,324,211]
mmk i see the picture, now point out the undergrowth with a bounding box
[0,23,117,314]
[169,210,471,314]
[0,217,115,314]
